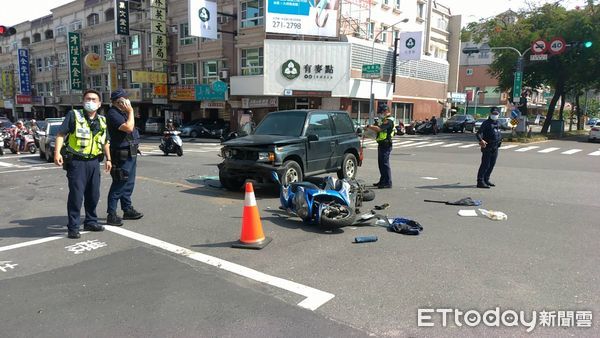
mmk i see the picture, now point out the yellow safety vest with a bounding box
[376,116,395,142]
[66,110,107,158]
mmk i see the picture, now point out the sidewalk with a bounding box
[139,134,221,144]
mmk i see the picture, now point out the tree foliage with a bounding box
[462,2,600,133]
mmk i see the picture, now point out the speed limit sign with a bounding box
[531,39,548,54]
[549,37,566,55]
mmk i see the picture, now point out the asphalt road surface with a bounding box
[1,132,598,337]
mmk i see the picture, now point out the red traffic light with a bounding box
[0,25,17,37]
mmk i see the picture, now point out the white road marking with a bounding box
[105,226,335,311]
[0,161,14,167]
[393,140,416,146]
[499,144,519,150]
[441,143,462,148]
[416,142,444,148]
[420,177,438,180]
[398,141,429,147]
[0,166,62,174]
[0,235,65,252]
[515,146,540,152]
[538,147,560,153]
[588,150,600,156]
[459,144,479,148]
[561,149,582,155]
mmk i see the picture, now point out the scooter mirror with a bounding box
[271,171,280,184]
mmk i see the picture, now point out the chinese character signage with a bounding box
[266,0,339,38]
[397,31,423,61]
[115,0,130,35]
[169,85,196,101]
[108,62,118,91]
[151,0,168,71]
[68,32,83,90]
[195,81,227,101]
[188,0,217,40]
[131,70,167,84]
[17,49,31,94]
[1,70,15,98]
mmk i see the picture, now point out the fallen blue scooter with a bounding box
[272,172,358,229]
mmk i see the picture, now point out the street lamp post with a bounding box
[473,90,487,116]
[367,18,409,125]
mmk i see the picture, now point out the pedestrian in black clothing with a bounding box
[105,88,143,225]
[476,107,503,188]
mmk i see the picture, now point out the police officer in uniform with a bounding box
[105,89,143,226]
[476,107,503,188]
[54,89,112,239]
[366,105,395,189]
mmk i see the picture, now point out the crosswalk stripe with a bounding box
[538,147,560,153]
[394,140,416,146]
[515,146,540,152]
[459,144,478,148]
[499,145,519,150]
[561,149,582,155]
[0,161,14,167]
[398,141,429,147]
[587,150,600,156]
[416,142,444,148]
[441,143,462,148]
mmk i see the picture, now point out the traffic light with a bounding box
[583,40,592,48]
[0,26,16,37]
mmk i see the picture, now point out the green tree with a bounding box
[463,2,600,134]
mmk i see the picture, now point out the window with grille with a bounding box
[180,63,197,85]
[179,23,197,46]
[240,48,263,75]
[241,0,264,28]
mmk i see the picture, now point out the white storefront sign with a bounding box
[266,0,339,38]
[398,31,424,61]
[201,101,226,109]
[264,40,350,97]
[242,97,278,109]
[188,0,217,40]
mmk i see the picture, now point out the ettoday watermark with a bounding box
[418,308,592,332]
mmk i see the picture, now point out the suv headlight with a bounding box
[221,148,232,159]
[258,152,275,162]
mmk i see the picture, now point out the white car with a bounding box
[589,121,600,142]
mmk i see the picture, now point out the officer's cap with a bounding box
[490,107,500,114]
[110,88,129,101]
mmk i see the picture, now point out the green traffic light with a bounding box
[584,41,592,48]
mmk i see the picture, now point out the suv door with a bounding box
[331,112,357,166]
[304,112,336,173]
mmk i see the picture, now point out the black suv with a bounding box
[218,110,363,191]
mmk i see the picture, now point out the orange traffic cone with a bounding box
[232,182,272,249]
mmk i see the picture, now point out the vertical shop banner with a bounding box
[397,31,423,61]
[266,0,339,38]
[108,62,118,91]
[188,0,217,40]
[115,0,130,35]
[151,0,168,71]
[2,70,15,97]
[17,49,31,94]
[68,32,83,90]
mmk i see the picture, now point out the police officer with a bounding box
[105,88,143,226]
[54,89,112,239]
[366,105,395,189]
[476,107,503,188]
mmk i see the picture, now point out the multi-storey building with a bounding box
[0,0,461,129]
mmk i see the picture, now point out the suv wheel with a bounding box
[337,153,357,179]
[282,160,302,185]
[219,171,244,191]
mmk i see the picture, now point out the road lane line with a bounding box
[0,161,14,167]
[458,144,479,148]
[0,166,62,174]
[499,145,519,150]
[441,143,462,148]
[538,147,560,153]
[105,226,335,311]
[0,235,65,252]
[561,149,582,155]
[515,146,540,152]
[398,141,429,147]
[416,142,444,148]
[588,150,600,156]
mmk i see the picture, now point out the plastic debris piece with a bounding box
[458,209,478,217]
[478,209,508,221]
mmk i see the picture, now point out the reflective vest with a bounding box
[66,110,107,158]
[376,116,395,143]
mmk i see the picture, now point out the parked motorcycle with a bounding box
[9,132,37,154]
[415,122,436,135]
[1,128,11,149]
[159,130,183,156]
[272,172,368,229]
[395,122,406,136]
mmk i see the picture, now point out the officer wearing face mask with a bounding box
[476,106,503,189]
[54,89,112,239]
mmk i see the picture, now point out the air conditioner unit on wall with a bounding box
[220,70,228,79]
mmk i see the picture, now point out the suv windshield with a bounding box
[254,111,307,137]
[449,115,467,121]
